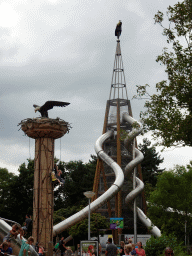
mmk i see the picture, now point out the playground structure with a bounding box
[0,111,160,255]
[52,36,161,240]
[0,30,161,255]
[91,36,160,242]
[0,109,159,255]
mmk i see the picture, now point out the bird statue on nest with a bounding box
[33,101,70,118]
[115,20,122,39]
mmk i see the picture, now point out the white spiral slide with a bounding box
[53,114,155,236]
[53,130,124,235]
[122,112,161,237]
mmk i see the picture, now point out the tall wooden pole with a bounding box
[21,118,69,252]
[33,137,54,249]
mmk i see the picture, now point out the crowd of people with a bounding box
[0,223,35,256]
[0,191,172,256]
[105,237,174,256]
[0,222,47,256]
[105,238,146,256]
[0,228,174,256]
[0,215,44,256]
[0,209,174,256]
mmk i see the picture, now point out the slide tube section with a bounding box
[123,112,161,237]
[53,130,124,236]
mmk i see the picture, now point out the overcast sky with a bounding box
[1,0,191,175]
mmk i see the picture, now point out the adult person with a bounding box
[119,241,125,256]
[99,244,102,255]
[105,238,118,256]
[77,244,80,256]
[165,247,174,256]
[59,237,67,256]
[25,215,32,235]
[135,242,146,256]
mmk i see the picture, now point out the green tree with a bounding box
[53,208,65,225]
[147,164,192,243]
[0,161,34,224]
[53,205,82,224]
[135,0,192,148]
[69,213,108,240]
[145,234,184,256]
[10,159,34,224]
[0,168,16,219]
[54,155,97,210]
[138,138,164,187]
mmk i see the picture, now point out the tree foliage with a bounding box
[145,234,184,256]
[0,160,34,224]
[0,168,16,219]
[69,213,108,239]
[134,1,192,148]
[0,156,97,228]
[54,155,97,211]
[138,138,164,187]
[147,164,192,243]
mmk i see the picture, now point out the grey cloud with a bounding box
[1,0,185,174]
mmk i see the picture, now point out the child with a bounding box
[0,241,13,255]
[3,224,20,243]
[38,242,44,256]
[56,169,65,185]
[18,230,34,256]
[66,247,73,256]
[120,241,125,256]
[52,164,65,185]
[131,244,136,255]
[124,244,132,255]
[35,242,39,253]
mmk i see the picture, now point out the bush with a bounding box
[145,234,184,256]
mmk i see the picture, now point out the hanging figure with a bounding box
[51,164,65,186]
[115,20,122,39]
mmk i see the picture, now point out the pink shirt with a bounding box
[39,247,44,254]
[135,248,145,256]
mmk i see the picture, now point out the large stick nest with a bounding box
[18,117,72,139]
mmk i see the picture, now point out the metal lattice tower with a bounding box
[92,36,146,241]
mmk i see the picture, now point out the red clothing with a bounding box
[39,247,44,254]
[135,248,145,256]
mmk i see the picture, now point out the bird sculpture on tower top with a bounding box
[33,100,70,118]
[115,20,122,39]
